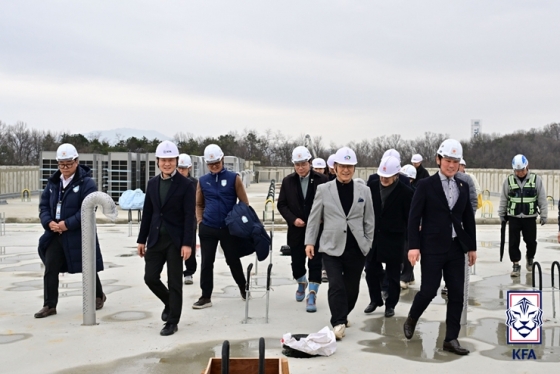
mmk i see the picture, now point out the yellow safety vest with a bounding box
[507,173,538,216]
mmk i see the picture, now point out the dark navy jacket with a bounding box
[408,173,476,255]
[226,201,271,261]
[199,169,238,229]
[38,164,103,274]
[137,172,196,251]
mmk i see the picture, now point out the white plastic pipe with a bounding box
[81,192,117,326]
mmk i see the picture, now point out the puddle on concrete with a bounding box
[399,272,554,311]
[6,279,119,292]
[477,241,501,249]
[359,317,560,362]
[58,285,130,298]
[470,318,560,362]
[116,251,136,257]
[0,246,37,255]
[55,337,280,374]
[102,311,151,322]
[0,333,32,345]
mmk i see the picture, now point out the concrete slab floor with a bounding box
[1,223,560,373]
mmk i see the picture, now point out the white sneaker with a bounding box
[184,275,193,285]
[400,281,408,289]
[334,324,346,340]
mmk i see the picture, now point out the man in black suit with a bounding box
[278,146,329,313]
[364,156,413,317]
[137,141,196,336]
[403,139,477,355]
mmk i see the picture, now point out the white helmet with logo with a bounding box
[334,147,358,165]
[378,156,401,177]
[460,158,466,166]
[291,146,312,163]
[327,154,336,169]
[178,154,192,168]
[401,164,417,179]
[411,154,423,163]
[382,149,401,162]
[155,140,179,158]
[204,144,224,163]
[56,143,79,161]
[312,158,326,168]
[512,154,528,170]
[437,139,463,160]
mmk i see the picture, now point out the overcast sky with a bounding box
[1,1,559,146]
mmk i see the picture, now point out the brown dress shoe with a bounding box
[403,316,417,339]
[443,339,470,355]
[96,294,107,310]
[34,306,57,318]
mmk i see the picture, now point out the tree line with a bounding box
[1,121,559,169]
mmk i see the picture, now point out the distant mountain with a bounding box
[81,128,172,145]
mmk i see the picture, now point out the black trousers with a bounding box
[43,234,103,308]
[144,233,183,324]
[508,217,537,262]
[365,257,401,309]
[408,240,465,341]
[400,241,415,283]
[322,246,366,327]
[183,225,198,276]
[290,241,322,283]
[199,223,246,299]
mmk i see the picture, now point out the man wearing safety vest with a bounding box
[498,154,548,277]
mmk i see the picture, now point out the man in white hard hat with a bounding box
[36,143,107,319]
[177,154,198,285]
[137,141,196,336]
[193,144,250,309]
[278,146,329,313]
[498,154,547,277]
[411,154,430,180]
[403,139,476,355]
[312,157,327,175]
[364,156,413,318]
[459,158,482,208]
[326,154,336,180]
[305,146,375,340]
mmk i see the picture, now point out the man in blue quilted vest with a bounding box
[192,144,250,309]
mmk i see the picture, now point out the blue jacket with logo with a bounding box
[199,169,238,229]
[38,164,104,274]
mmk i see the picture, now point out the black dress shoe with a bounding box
[443,339,470,355]
[160,322,178,336]
[364,303,380,314]
[96,294,107,310]
[34,306,57,319]
[403,316,417,339]
[384,307,395,318]
[161,307,169,322]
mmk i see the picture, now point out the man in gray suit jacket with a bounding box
[305,147,375,341]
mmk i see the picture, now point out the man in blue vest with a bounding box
[498,154,548,277]
[192,144,249,309]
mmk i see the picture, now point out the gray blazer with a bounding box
[305,180,375,257]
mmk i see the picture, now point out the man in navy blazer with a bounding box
[403,139,476,356]
[137,141,196,336]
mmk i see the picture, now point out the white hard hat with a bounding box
[327,154,336,168]
[378,156,401,177]
[56,143,79,161]
[334,147,358,166]
[437,139,463,160]
[460,158,466,166]
[354,178,366,185]
[204,144,224,163]
[312,158,326,168]
[382,149,401,162]
[155,140,179,158]
[292,146,312,163]
[178,154,192,168]
[512,154,528,170]
[411,154,423,163]
[401,164,417,179]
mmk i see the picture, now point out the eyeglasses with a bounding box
[294,162,309,168]
[58,161,75,169]
[159,159,176,164]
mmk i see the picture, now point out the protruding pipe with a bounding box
[81,192,117,326]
